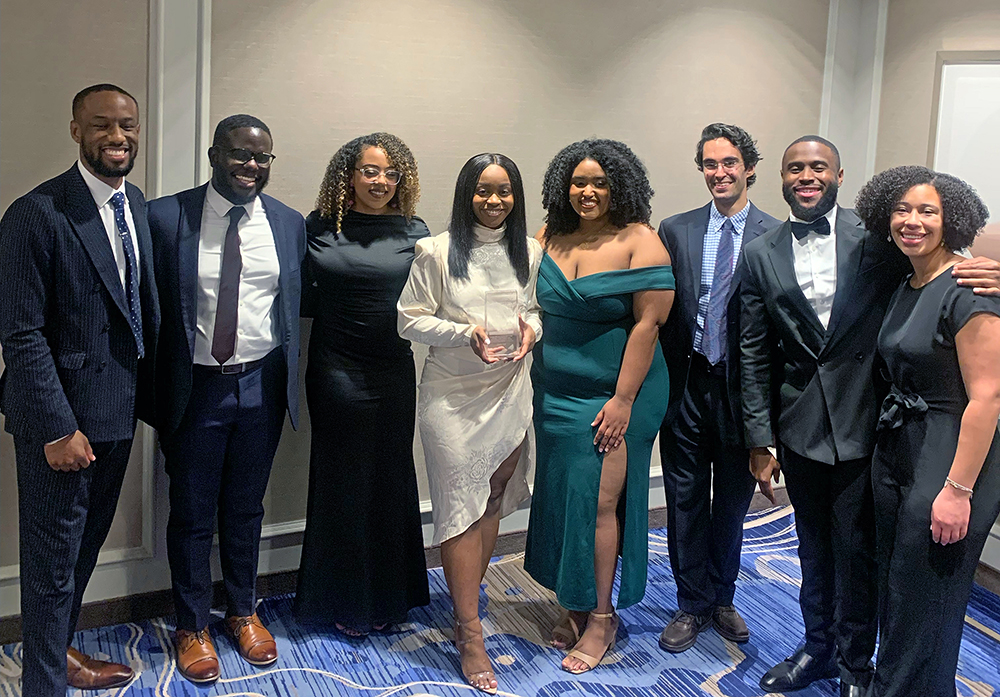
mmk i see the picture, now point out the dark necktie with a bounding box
[109,192,144,358]
[790,216,831,240]
[702,218,735,365]
[211,206,246,365]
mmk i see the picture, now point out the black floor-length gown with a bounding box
[871,270,1000,696]
[295,209,430,629]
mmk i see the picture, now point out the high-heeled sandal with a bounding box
[562,611,618,674]
[454,617,498,694]
[551,611,586,650]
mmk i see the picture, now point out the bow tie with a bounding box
[790,216,831,240]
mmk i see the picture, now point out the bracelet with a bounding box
[945,477,974,498]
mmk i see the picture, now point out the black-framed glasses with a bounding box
[355,166,403,185]
[228,148,276,167]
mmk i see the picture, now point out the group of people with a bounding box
[1,83,999,697]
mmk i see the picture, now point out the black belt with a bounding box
[691,351,727,377]
[193,355,268,375]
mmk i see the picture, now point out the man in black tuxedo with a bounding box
[148,114,305,684]
[740,136,999,696]
[0,84,159,696]
[656,123,780,653]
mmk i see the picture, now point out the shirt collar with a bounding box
[708,199,751,233]
[206,181,260,220]
[789,204,837,232]
[77,159,126,208]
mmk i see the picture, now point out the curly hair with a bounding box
[855,165,989,251]
[694,123,761,187]
[315,132,421,234]
[541,139,654,237]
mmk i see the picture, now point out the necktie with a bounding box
[790,216,831,240]
[702,218,735,365]
[211,207,246,365]
[109,192,144,358]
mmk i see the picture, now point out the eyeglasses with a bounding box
[702,158,743,173]
[227,149,276,167]
[355,166,403,185]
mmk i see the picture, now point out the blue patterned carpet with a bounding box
[2,506,999,696]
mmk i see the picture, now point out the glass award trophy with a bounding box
[484,289,521,360]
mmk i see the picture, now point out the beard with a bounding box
[783,179,838,221]
[82,142,136,179]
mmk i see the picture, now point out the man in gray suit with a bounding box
[0,84,159,696]
[657,123,780,654]
[740,136,999,696]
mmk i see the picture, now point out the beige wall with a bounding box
[876,0,1000,172]
[210,0,830,523]
[0,0,150,573]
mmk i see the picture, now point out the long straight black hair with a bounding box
[447,153,530,286]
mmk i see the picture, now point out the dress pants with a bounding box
[871,436,1000,696]
[163,349,286,631]
[15,435,133,697]
[661,354,757,616]
[780,446,878,687]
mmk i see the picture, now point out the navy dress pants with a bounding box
[660,354,756,616]
[163,349,286,631]
[16,435,133,697]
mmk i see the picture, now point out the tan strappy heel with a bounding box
[562,611,618,674]
[454,617,498,694]
[551,610,586,650]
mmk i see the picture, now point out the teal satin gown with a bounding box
[525,253,674,611]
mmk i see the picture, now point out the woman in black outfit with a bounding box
[295,132,430,635]
[855,166,1000,696]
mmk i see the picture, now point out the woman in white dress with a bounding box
[398,153,542,694]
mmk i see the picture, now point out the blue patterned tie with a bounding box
[110,192,144,358]
[703,218,735,365]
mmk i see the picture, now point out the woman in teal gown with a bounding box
[524,139,675,673]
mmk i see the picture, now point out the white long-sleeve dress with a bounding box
[397,224,543,544]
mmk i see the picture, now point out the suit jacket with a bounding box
[147,184,306,439]
[0,165,160,443]
[658,201,781,433]
[739,206,911,464]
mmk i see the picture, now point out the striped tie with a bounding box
[109,192,144,358]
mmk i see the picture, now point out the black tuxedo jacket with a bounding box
[658,201,781,432]
[147,184,306,439]
[739,206,910,464]
[0,165,160,443]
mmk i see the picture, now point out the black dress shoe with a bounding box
[759,648,838,693]
[840,683,869,697]
[658,610,712,653]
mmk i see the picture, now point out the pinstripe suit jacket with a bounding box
[0,165,160,443]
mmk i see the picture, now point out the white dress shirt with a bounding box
[193,183,280,366]
[77,160,140,287]
[791,206,838,329]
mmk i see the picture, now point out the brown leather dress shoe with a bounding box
[226,613,278,665]
[712,604,750,643]
[66,646,134,689]
[175,629,220,684]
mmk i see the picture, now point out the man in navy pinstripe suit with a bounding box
[0,84,159,696]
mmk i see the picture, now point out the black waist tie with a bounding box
[877,386,928,432]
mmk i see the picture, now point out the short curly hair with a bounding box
[315,132,421,234]
[541,139,654,237]
[855,165,989,251]
[694,123,760,187]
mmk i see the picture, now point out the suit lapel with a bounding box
[262,195,290,336]
[766,221,826,343]
[824,207,866,342]
[64,167,131,322]
[727,203,763,304]
[687,205,710,312]
[178,185,208,360]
